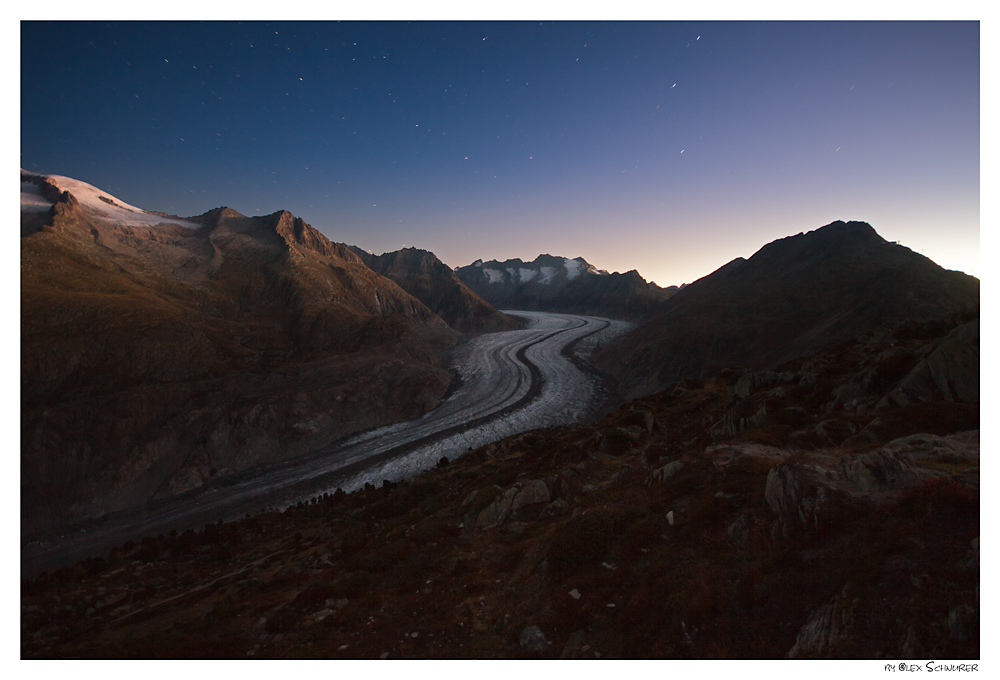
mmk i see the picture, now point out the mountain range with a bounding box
[21,171,487,534]
[349,246,521,334]
[21,170,666,536]
[20,172,979,660]
[455,254,678,320]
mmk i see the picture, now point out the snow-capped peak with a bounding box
[20,169,200,229]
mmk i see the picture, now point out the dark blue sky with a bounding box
[20,21,980,285]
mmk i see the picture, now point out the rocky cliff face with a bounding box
[21,174,460,537]
[350,246,522,334]
[595,221,980,400]
[455,254,676,320]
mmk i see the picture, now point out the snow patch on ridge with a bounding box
[483,268,505,284]
[564,258,583,279]
[519,268,538,283]
[538,266,558,284]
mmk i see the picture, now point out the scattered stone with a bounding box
[568,589,581,599]
[609,467,631,484]
[559,630,586,659]
[338,644,349,650]
[948,604,976,642]
[539,498,569,518]
[726,513,751,548]
[900,625,922,659]
[519,625,548,652]
[666,510,674,526]
[379,652,389,659]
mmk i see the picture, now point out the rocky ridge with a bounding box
[455,254,677,321]
[21,174,462,536]
[350,246,522,334]
[595,221,980,400]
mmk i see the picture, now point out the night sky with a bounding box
[20,20,980,286]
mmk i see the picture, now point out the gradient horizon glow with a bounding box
[20,21,980,286]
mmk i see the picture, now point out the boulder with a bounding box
[475,487,517,529]
[519,625,548,652]
[646,460,683,485]
[787,584,856,658]
[511,479,551,512]
[475,479,553,529]
[559,630,586,659]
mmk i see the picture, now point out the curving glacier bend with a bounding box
[22,311,632,575]
[314,311,633,496]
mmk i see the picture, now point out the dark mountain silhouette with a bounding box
[455,254,677,320]
[21,173,460,536]
[594,221,980,400]
[349,246,522,334]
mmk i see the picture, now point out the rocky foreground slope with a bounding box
[595,221,980,400]
[456,254,677,321]
[21,172,463,536]
[21,311,978,659]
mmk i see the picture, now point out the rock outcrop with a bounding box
[787,584,858,658]
[879,320,979,408]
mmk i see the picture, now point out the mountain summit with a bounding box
[350,246,522,334]
[595,220,980,400]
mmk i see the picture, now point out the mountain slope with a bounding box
[594,221,980,400]
[21,314,979,659]
[21,172,460,536]
[456,254,677,320]
[350,246,522,334]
